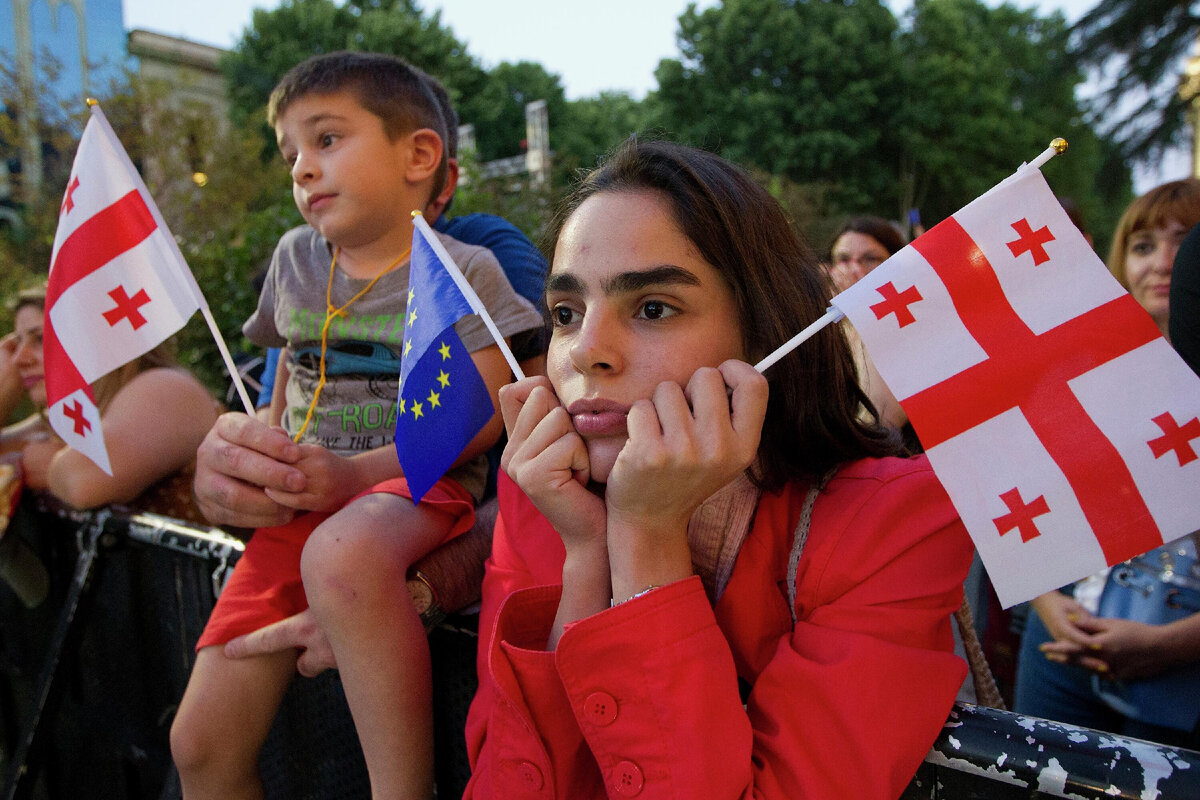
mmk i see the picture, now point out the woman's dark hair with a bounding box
[549,139,899,489]
[829,216,905,259]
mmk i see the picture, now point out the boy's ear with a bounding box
[406,128,445,184]
[426,157,459,219]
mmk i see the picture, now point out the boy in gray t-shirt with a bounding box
[172,53,540,799]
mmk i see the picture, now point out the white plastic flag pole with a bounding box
[754,307,845,373]
[411,213,526,380]
[1026,137,1069,172]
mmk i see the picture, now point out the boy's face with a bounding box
[275,90,419,250]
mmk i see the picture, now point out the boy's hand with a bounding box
[194,412,306,528]
[263,443,367,512]
[499,377,605,551]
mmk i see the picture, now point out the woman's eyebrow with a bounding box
[546,265,703,298]
[545,273,586,295]
[603,265,701,294]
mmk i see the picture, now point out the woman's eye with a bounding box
[637,300,676,320]
[551,305,578,326]
[1129,240,1155,257]
[320,133,336,147]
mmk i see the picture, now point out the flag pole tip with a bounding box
[1051,137,1068,154]
[85,97,98,107]
[411,210,421,219]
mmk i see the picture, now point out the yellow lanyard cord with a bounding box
[291,245,411,442]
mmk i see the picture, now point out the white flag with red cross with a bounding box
[44,104,202,475]
[830,167,1200,607]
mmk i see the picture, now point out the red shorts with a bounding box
[195,476,474,650]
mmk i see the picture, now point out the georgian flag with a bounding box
[831,167,1200,607]
[44,104,202,475]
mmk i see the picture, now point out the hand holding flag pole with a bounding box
[752,138,1069,375]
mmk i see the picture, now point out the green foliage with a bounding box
[894,0,1133,233]
[0,49,93,284]
[1070,0,1198,163]
[220,0,488,154]
[85,72,301,394]
[650,0,1131,236]
[449,148,557,250]
[463,61,567,161]
[654,0,902,212]
[556,92,656,174]
[0,58,302,396]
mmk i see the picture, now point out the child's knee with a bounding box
[170,699,223,776]
[301,516,407,607]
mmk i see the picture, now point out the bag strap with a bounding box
[785,468,1006,709]
[786,470,835,625]
[953,599,1006,709]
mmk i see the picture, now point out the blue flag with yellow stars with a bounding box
[395,227,493,502]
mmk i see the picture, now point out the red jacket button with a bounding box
[613,759,644,796]
[583,691,618,726]
[515,760,543,790]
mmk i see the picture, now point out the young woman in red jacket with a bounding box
[464,140,974,799]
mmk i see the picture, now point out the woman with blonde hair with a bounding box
[1105,178,1200,339]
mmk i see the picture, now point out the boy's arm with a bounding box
[264,344,512,512]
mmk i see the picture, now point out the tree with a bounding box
[653,0,903,211]
[894,0,1131,241]
[94,71,301,392]
[221,0,488,152]
[1069,0,1199,163]
[462,60,568,161]
[556,91,653,173]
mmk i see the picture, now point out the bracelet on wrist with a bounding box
[611,584,660,607]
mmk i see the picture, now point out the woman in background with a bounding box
[3,288,219,520]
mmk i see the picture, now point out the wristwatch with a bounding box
[408,570,445,631]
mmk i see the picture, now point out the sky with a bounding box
[120,0,1188,189]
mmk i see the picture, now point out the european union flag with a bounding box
[395,225,494,502]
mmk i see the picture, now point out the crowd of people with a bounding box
[2,47,1199,799]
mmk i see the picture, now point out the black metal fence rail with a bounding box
[2,500,1197,799]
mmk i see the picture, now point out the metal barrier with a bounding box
[1,500,1197,799]
[904,703,1200,799]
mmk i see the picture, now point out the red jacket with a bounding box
[465,457,973,799]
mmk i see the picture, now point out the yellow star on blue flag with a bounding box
[395,225,493,502]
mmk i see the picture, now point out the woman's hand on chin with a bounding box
[605,361,768,534]
[499,377,606,551]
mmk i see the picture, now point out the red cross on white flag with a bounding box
[44,104,203,475]
[830,167,1200,607]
